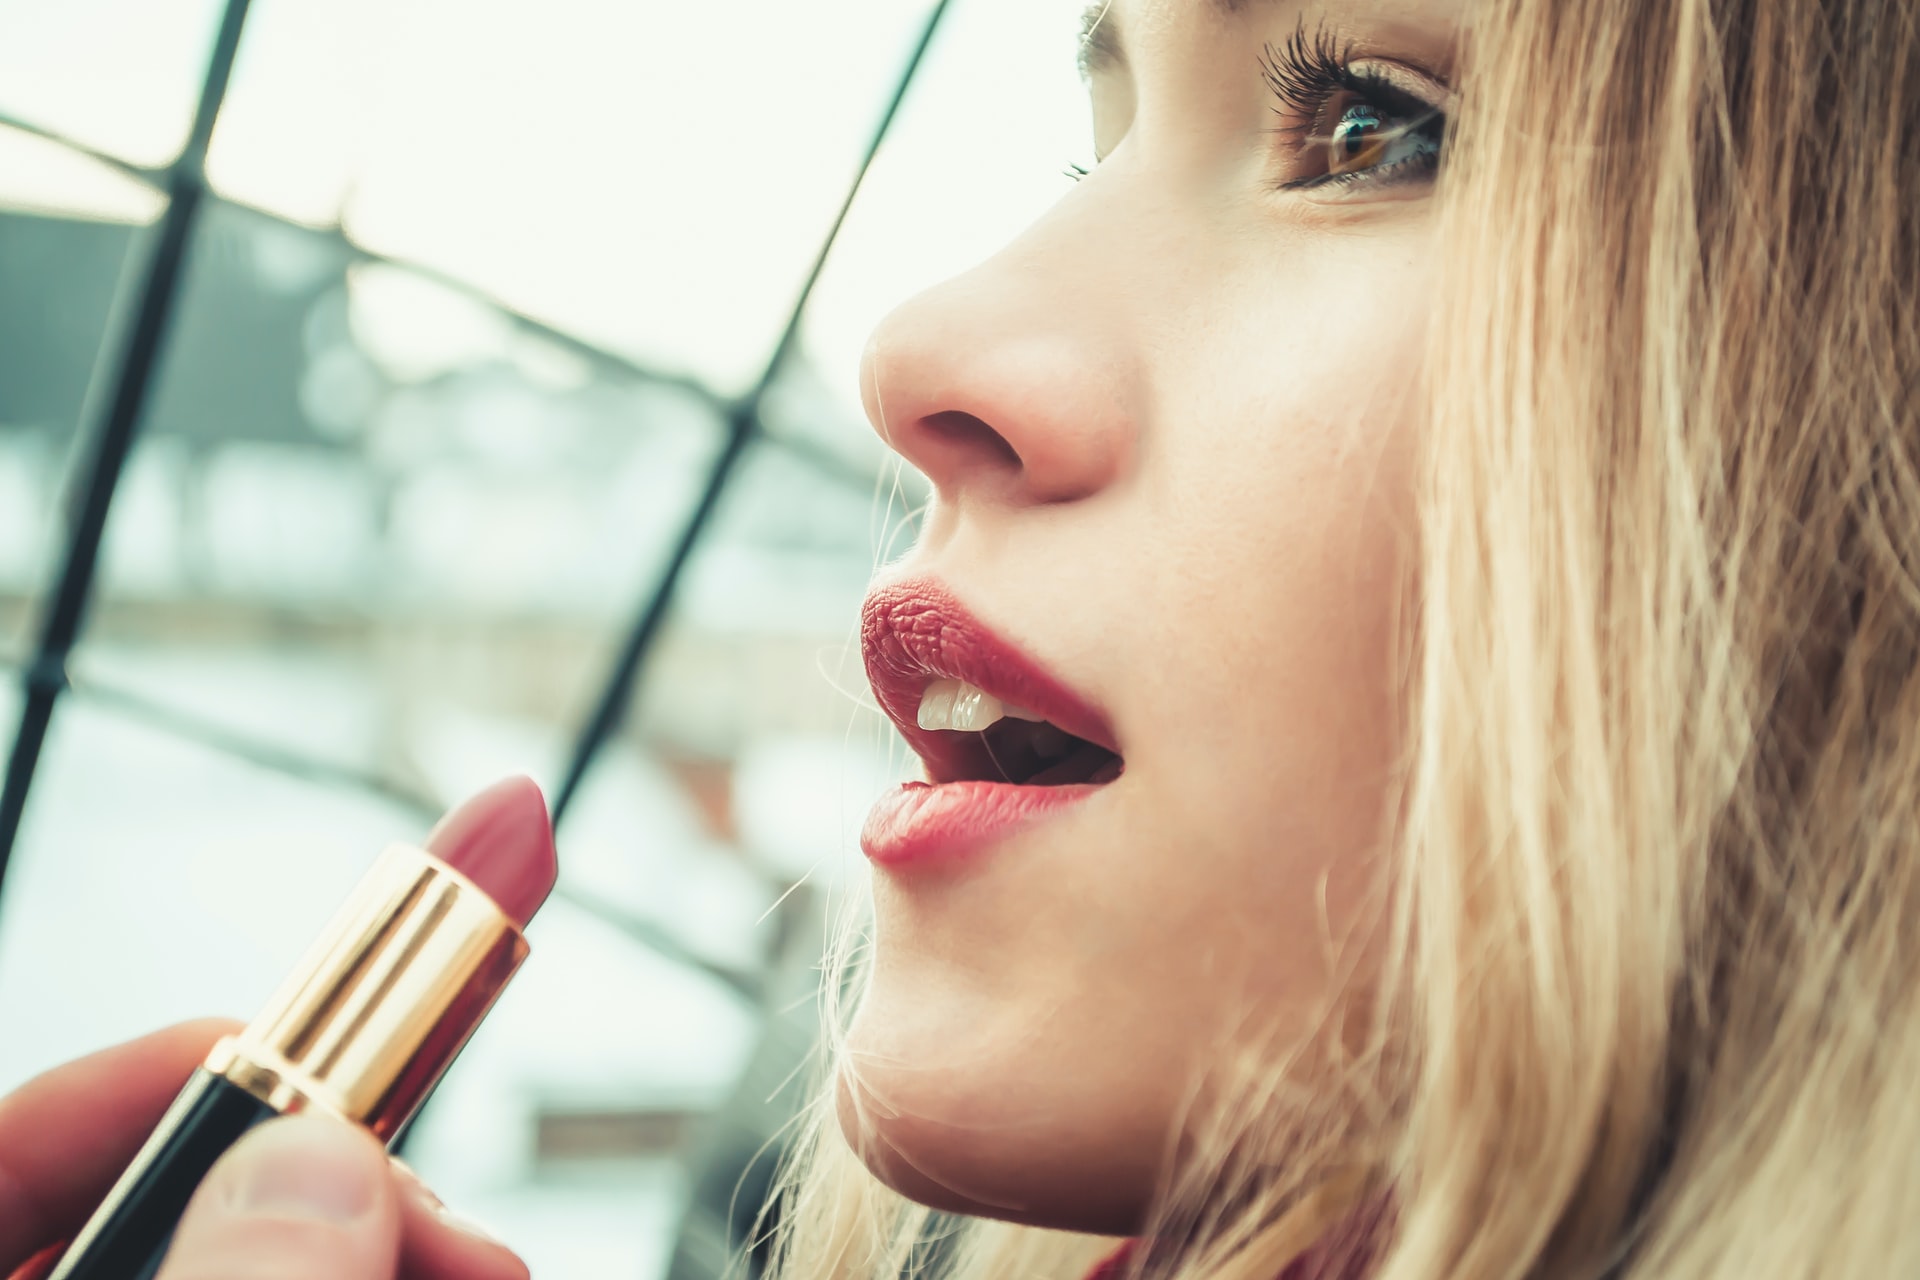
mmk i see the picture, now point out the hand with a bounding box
[0,1022,527,1280]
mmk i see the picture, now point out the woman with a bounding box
[4,0,1916,1276]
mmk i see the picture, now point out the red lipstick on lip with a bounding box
[47,777,557,1280]
[861,579,1121,867]
[862,779,1105,867]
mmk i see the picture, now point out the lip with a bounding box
[860,578,1120,866]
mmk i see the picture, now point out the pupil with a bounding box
[1338,107,1382,158]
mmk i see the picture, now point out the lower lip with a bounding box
[861,780,1103,866]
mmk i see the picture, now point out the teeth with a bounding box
[917,678,1006,732]
[915,680,1057,733]
[915,680,959,730]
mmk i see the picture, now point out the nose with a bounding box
[858,233,1140,509]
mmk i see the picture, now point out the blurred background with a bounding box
[0,0,1095,1273]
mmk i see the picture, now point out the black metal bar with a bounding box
[0,110,884,497]
[73,677,759,996]
[0,0,256,911]
[306,221,732,417]
[241,199,881,494]
[749,0,956,406]
[0,108,167,185]
[0,649,761,997]
[75,676,442,818]
[550,406,754,827]
[549,0,953,828]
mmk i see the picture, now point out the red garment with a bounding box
[1082,1202,1383,1280]
[1085,1240,1140,1280]
[1086,1238,1329,1279]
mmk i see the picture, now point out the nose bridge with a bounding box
[858,182,1152,508]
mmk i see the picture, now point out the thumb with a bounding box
[154,1114,400,1280]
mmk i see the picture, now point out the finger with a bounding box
[154,1114,400,1280]
[0,1020,242,1274]
[388,1160,529,1280]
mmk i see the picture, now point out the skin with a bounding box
[839,0,1461,1236]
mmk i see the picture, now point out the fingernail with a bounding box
[388,1155,508,1249]
[229,1114,380,1222]
[388,1155,445,1210]
[437,1205,509,1248]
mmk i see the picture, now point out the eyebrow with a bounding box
[1076,2,1125,76]
[1077,0,1268,76]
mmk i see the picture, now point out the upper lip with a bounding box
[861,576,1120,784]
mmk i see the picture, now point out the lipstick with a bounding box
[860,579,1123,866]
[46,776,558,1280]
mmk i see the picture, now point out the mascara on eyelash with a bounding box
[1258,18,1449,192]
[1259,19,1363,112]
[1260,24,1445,138]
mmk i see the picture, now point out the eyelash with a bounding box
[1062,25,1446,192]
[1258,23,1447,193]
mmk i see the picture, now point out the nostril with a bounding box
[923,410,1023,471]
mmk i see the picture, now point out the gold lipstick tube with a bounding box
[50,842,531,1280]
[207,842,528,1137]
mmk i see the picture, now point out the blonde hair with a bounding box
[762,0,1920,1275]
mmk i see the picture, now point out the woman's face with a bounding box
[842,0,1458,1234]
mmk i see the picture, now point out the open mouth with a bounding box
[859,579,1121,864]
[914,678,1124,788]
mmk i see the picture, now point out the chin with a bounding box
[829,997,1167,1236]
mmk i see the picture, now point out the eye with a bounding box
[1261,27,1449,197]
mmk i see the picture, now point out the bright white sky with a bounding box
[0,0,1096,416]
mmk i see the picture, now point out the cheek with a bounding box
[1124,249,1428,994]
